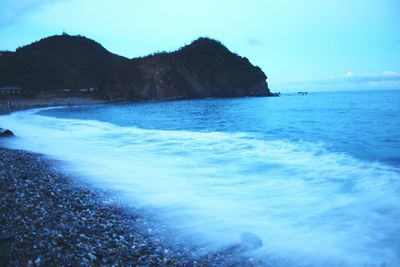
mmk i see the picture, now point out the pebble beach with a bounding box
[0,146,262,266]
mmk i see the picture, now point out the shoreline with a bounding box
[0,97,107,115]
[0,147,261,266]
[0,94,277,115]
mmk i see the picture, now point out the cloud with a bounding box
[0,0,66,27]
[247,38,264,47]
[338,71,400,83]
[294,71,400,84]
[343,71,354,77]
[281,71,400,91]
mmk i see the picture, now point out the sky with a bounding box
[0,0,399,92]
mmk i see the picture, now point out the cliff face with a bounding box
[0,35,273,100]
[103,38,271,100]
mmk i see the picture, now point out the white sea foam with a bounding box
[1,108,399,267]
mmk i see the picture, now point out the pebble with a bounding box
[0,147,263,266]
[34,257,41,265]
[88,252,97,261]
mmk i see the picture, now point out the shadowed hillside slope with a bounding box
[103,37,272,100]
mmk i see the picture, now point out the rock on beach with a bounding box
[0,128,14,137]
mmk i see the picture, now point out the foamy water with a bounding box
[1,92,400,266]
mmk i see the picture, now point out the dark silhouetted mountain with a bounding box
[0,35,273,100]
[0,34,127,94]
[103,37,272,100]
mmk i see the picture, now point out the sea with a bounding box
[1,90,399,267]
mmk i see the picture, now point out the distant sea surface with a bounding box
[1,90,400,267]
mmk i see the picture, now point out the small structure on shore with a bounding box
[0,86,22,96]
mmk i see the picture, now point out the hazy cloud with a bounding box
[338,71,400,84]
[0,0,66,27]
[308,71,400,85]
[282,71,400,91]
[343,71,354,77]
[247,38,265,47]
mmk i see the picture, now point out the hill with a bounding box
[103,37,272,100]
[0,34,127,95]
[0,35,274,100]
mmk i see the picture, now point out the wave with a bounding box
[1,108,400,267]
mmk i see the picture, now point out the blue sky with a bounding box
[0,0,399,92]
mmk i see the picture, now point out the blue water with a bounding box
[39,90,400,166]
[1,90,400,267]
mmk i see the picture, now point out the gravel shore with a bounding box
[0,97,106,115]
[0,146,263,266]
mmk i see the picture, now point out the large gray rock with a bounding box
[0,128,14,137]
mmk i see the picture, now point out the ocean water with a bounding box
[1,90,400,266]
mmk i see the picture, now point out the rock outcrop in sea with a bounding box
[0,35,273,100]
